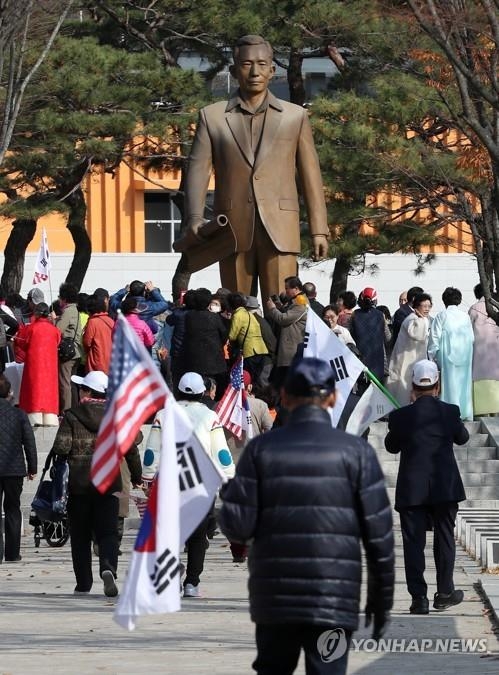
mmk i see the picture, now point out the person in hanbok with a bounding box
[428,287,474,420]
[386,293,432,407]
[468,283,499,415]
[18,303,61,426]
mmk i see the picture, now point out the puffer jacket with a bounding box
[51,400,142,495]
[218,404,394,630]
[0,398,37,476]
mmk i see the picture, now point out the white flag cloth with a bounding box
[114,396,225,631]
[303,308,365,426]
[345,383,395,436]
[32,228,51,284]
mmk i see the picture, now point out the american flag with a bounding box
[91,312,168,493]
[32,228,51,284]
[215,356,253,440]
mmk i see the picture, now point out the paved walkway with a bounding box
[1,523,499,674]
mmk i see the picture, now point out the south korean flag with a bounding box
[304,307,365,426]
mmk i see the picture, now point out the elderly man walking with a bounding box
[0,374,37,563]
[385,359,469,615]
[219,357,394,675]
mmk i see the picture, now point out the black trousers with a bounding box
[0,476,23,561]
[254,624,352,675]
[184,512,210,587]
[67,491,119,592]
[399,502,458,597]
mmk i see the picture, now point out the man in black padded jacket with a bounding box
[219,357,394,675]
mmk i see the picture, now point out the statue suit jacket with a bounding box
[184,91,328,256]
[384,395,468,511]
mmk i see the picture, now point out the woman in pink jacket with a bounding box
[120,297,155,352]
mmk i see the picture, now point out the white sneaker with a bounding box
[102,570,118,597]
[73,589,90,596]
[183,583,200,598]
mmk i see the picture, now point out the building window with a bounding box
[144,192,182,252]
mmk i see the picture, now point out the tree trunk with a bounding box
[1,217,37,293]
[329,255,352,303]
[65,186,91,291]
[287,48,306,106]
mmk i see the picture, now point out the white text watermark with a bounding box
[317,629,489,663]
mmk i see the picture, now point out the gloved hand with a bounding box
[365,607,390,640]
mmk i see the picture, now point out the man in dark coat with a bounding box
[52,371,142,597]
[385,359,469,615]
[391,285,424,347]
[219,357,394,675]
[0,374,37,563]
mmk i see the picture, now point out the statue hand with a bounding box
[312,235,329,261]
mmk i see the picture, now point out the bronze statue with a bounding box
[175,34,329,301]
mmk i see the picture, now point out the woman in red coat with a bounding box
[18,303,61,426]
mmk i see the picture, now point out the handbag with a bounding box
[58,313,79,362]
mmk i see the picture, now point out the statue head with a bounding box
[230,35,275,99]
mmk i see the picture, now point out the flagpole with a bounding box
[364,368,401,409]
[44,229,54,309]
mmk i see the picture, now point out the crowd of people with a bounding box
[0,273,498,674]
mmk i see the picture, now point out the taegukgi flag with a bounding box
[114,396,225,630]
[304,308,365,426]
[345,383,396,436]
[32,228,51,284]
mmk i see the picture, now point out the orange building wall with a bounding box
[0,156,475,255]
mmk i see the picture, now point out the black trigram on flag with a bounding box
[303,331,310,349]
[150,547,181,595]
[40,257,48,268]
[329,355,350,382]
[176,442,202,492]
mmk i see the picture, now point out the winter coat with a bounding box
[51,399,142,495]
[181,309,228,376]
[0,398,37,476]
[266,295,308,367]
[18,317,61,415]
[350,307,390,381]
[228,307,268,358]
[123,313,155,348]
[82,313,115,373]
[219,404,394,630]
[56,303,83,358]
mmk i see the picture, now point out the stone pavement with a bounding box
[1,522,499,675]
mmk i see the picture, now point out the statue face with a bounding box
[231,43,275,98]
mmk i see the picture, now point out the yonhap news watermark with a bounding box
[317,628,489,663]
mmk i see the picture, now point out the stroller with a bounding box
[29,450,70,548]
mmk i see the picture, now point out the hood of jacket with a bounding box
[69,400,105,432]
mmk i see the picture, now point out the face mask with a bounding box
[209,304,221,313]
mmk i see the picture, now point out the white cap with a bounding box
[71,370,109,393]
[178,372,205,395]
[412,359,439,386]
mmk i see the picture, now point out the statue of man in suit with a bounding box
[181,34,329,301]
